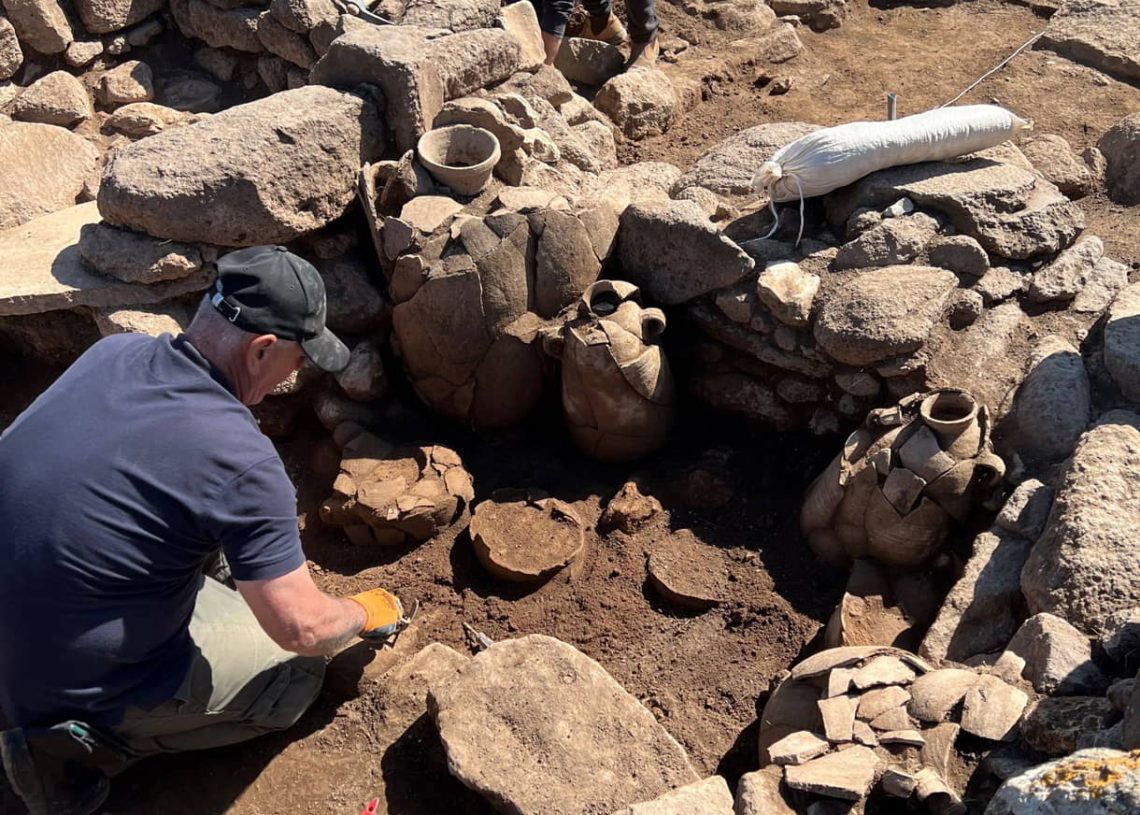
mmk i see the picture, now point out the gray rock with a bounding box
[1108,677,1134,712]
[618,199,755,305]
[401,0,499,31]
[1006,612,1108,695]
[826,159,1085,260]
[611,776,734,815]
[1097,608,1140,669]
[1023,412,1140,633]
[767,0,845,31]
[996,479,1054,542]
[553,37,624,87]
[813,265,956,366]
[734,767,796,815]
[1104,282,1140,402]
[269,0,339,32]
[256,10,316,68]
[429,635,699,815]
[159,74,222,113]
[920,528,1033,664]
[186,0,261,52]
[78,222,202,284]
[498,1,544,71]
[927,234,990,277]
[832,213,939,270]
[106,102,198,138]
[75,0,165,33]
[985,748,1140,814]
[98,86,382,246]
[574,119,618,171]
[0,121,99,231]
[94,302,192,338]
[1021,134,1097,199]
[691,372,796,430]
[63,39,102,69]
[756,261,819,326]
[335,339,386,402]
[0,203,212,318]
[1077,721,1124,750]
[594,67,677,141]
[961,674,1029,741]
[1098,113,1140,205]
[1127,672,1140,749]
[1004,335,1091,464]
[673,122,820,198]
[974,266,1029,305]
[0,15,21,80]
[1021,697,1119,755]
[0,0,74,54]
[1071,256,1129,313]
[99,60,154,106]
[312,24,520,153]
[10,71,91,127]
[1029,234,1104,303]
[317,254,388,335]
[1040,0,1140,82]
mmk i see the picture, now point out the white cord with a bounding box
[940,31,1044,108]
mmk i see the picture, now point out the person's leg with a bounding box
[625,0,659,42]
[112,577,325,757]
[579,0,630,45]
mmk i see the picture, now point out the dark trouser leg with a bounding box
[624,0,659,43]
[581,0,612,19]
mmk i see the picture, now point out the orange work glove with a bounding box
[348,588,404,644]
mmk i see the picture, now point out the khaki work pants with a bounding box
[111,577,325,757]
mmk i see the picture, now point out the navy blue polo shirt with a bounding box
[0,333,306,729]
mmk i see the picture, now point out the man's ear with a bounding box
[249,334,277,361]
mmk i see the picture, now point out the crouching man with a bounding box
[0,247,405,815]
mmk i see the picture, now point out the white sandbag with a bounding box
[752,105,1032,202]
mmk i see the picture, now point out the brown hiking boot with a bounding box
[580,12,629,46]
[627,35,659,70]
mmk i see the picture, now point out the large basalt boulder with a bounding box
[672,121,820,198]
[1098,113,1140,205]
[1020,134,1097,199]
[1002,335,1090,465]
[1104,281,1140,403]
[617,199,755,305]
[312,24,520,153]
[542,281,675,462]
[826,159,1085,260]
[813,266,956,366]
[75,0,166,33]
[186,0,262,52]
[594,67,677,141]
[1022,411,1140,633]
[984,748,1140,814]
[0,122,100,231]
[1,0,74,53]
[0,16,22,80]
[1040,0,1140,83]
[429,635,700,815]
[98,86,383,246]
[401,0,500,31]
[10,71,92,127]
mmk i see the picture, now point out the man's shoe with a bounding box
[580,13,629,46]
[627,35,659,70]
[1,730,109,815]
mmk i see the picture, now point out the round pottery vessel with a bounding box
[416,124,501,196]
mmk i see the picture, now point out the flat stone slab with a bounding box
[470,489,586,583]
[768,731,831,766]
[429,635,699,815]
[610,775,734,815]
[960,675,1028,741]
[647,529,728,611]
[0,203,213,317]
[1041,0,1140,82]
[783,745,880,801]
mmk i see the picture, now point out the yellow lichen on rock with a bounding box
[1036,750,1140,798]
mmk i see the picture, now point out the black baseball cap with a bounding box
[212,246,350,373]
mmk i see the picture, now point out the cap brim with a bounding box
[301,327,351,373]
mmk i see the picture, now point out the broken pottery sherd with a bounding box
[646,529,728,612]
[469,488,586,583]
